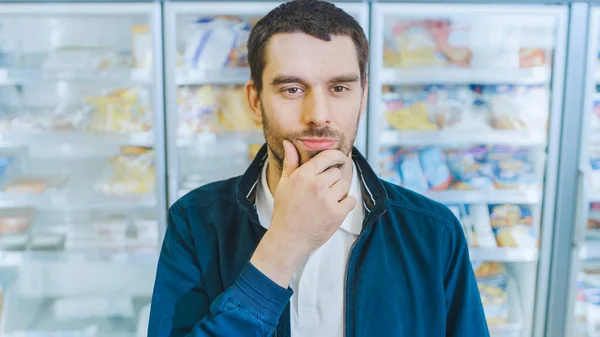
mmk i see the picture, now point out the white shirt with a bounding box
[255,159,365,337]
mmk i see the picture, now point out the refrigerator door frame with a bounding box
[0,1,169,251]
[164,1,370,208]
[369,4,569,337]
[557,4,598,337]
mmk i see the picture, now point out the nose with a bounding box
[301,90,330,127]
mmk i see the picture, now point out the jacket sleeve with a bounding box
[148,203,293,337]
[443,216,490,337]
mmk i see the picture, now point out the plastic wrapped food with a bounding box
[428,85,489,130]
[183,17,252,69]
[132,25,152,69]
[487,146,537,189]
[384,98,438,131]
[478,85,549,131]
[474,262,510,325]
[589,203,600,231]
[446,147,494,190]
[398,152,428,192]
[379,148,402,186]
[419,147,452,191]
[96,147,156,196]
[86,87,152,133]
[3,176,67,194]
[178,85,221,136]
[0,209,32,235]
[218,87,260,131]
[468,204,497,248]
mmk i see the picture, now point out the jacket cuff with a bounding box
[229,261,293,326]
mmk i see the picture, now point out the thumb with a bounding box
[281,140,299,178]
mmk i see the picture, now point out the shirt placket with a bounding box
[296,248,322,325]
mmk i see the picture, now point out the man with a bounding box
[149,1,489,336]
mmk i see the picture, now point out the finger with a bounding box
[281,140,299,178]
[338,195,358,214]
[328,179,352,202]
[304,150,349,176]
[315,167,342,189]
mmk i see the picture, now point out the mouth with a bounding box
[298,138,338,151]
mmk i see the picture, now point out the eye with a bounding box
[332,86,347,93]
[287,87,300,94]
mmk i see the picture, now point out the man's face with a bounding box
[246,32,368,170]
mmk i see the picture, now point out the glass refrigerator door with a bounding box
[0,3,165,336]
[370,4,567,337]
[569,7,600,337]
[164,1,369,205]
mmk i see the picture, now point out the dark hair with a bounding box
[247,0,369,95]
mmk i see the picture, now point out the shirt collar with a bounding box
[256,158,364,236]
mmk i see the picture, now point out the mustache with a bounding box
[292,127,339,139]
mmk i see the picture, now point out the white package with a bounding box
[183,19,237,69]
[470,204,497,248]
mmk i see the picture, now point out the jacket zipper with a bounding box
[344,208,387,337]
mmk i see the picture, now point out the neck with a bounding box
[266,152,355,197]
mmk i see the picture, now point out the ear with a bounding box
[359,79,369,119]
[245,80,263,124]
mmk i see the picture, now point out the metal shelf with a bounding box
[470,247,539,262]
[0,131,154,149]
[379,129,547,147]
[0,191,156,210]
[422,188,542,204]
[0,68,152,85]
[0,251,158,267]
[380,67,551,85]
[175,67,250,86]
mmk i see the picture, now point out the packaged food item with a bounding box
[489,204,533,227]
[446,204,473,244]
[487,146,537,189]
[469,19,520,69]
[427,19,472,68]
[96,147,156,196]
[0,209,32,235]
[132,25,152,68]
[576,276,588,323]
[489,204,537,248]
[29,233,65,251]
[428,85,489,130]
[589,203,600,231]
[446,147,494,190]
[86,87,152,133]
[519,48,549,68]
[378,148,402,186]
[218,87,261,131]
[177,85,221,136]
[386,21,444,68]
[474,262,510,325]
[478,85,549,131]
[3,176,66,194]
[384,100,438,131]
[398,152,428,192]
[419,147,452,191]
[183,17,247,69]
[468,204,497,248]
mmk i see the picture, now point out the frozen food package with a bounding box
[386,21,443,68]
[378,148,402,186]
[86,87,152,133]
[487,146,538,189]
[468,204,497,248]
[227,21,253,68]
[576,276,588,323]
[489,204,536,248]
[428,19,472,68]
[428,85,489,130]
[589,203,600,237]
[0,208,33,235]
[398,152,428,193]
[474,262,510,325]
[519,48,549,68]
[183,17,240,69]
[3,175,67,194]
[53,295,135,320]
[446,204,472,244]
[469,19,520,69]
[177,85,221,136]
[132,25,152,69]
[96,147,156,196]
[383,91,438,131]
[478,85,549,131]
[418,147,452,191]
[489,204,533,228]
[218,87,261,131]
[446,147,494,190]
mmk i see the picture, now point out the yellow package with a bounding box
[218,87,261,131]
[385,101,438,131]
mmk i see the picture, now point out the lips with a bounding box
[298,138,337,151]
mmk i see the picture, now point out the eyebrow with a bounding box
[269,73,360,87]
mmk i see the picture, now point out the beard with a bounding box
[261,102,360,171]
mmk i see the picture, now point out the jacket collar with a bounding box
[237,144,388,220]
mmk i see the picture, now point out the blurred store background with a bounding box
[0,0,597,336]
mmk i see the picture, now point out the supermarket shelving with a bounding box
[470,247,539,262]
[0,191,156,210]
[380,67,551,86]
[0,131,155,149]
[421,188,542,204]
[0,68,152,86]
[175,68,250,86]
[379,130,548,147]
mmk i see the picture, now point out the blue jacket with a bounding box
[149,145,490,337]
